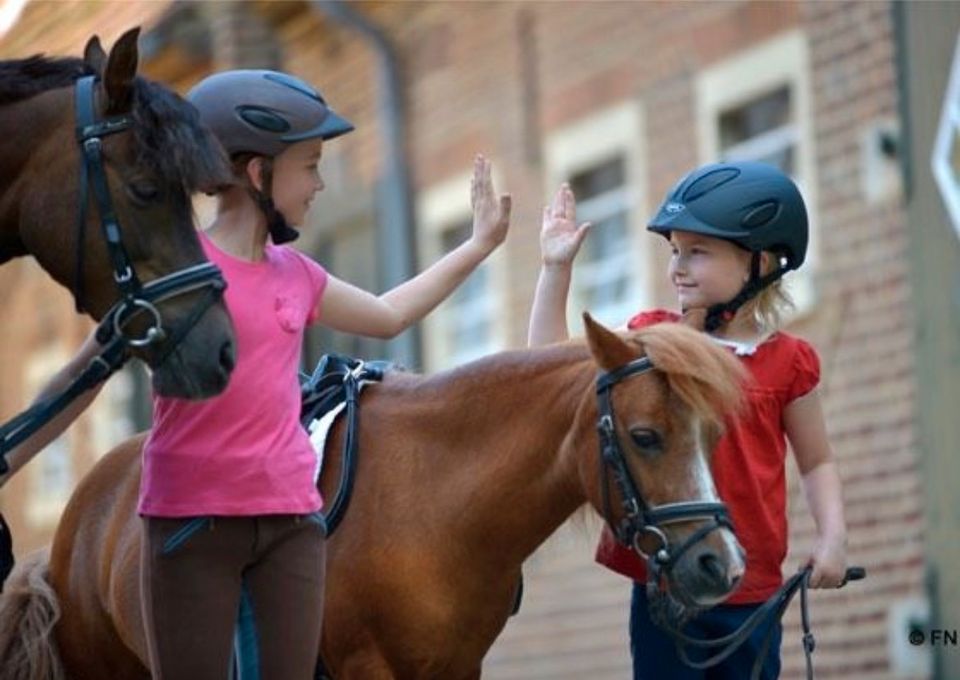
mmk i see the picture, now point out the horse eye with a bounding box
[128,181,160,204]
[630,428,662,452]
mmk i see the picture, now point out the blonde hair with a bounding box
[739,251,795,335]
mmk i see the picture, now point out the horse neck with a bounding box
[402,344,597,570]
[0,88,74,260]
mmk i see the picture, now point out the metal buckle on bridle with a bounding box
[633,525,670,563]
[111,297,166,348]
[114,266,134,285]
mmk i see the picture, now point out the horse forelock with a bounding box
[131,78,232,196]
[631,323,748,431]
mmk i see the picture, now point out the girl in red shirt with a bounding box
[528,161,848,679]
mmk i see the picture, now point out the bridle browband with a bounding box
[595,356,734,607]
[0,76,227,475]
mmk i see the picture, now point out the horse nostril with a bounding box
[699,553,726,585]
[219,340,235,373]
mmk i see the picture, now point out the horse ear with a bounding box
[83,35,107,76]
[680,308,707,332]
[103,27,141,114]
[583,312,637,371]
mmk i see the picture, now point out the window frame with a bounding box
[416,169,506,372]
[543,101,649,331]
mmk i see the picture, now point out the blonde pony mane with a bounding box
[631,322,748,430]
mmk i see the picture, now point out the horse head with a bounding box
[11,28,236,398]
[580,313,747,621]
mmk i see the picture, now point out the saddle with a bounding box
[300,353,390,536]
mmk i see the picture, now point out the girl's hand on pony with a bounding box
[540,183,591,268]
[469,154,511,254]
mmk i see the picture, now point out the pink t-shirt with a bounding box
[139,231,328,517]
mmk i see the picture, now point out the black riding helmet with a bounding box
[647,161,809,331]
[188,70,355,244]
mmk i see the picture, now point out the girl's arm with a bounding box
[783,387,848,588]
[316,155,510,339]
[0,330,106,487]
[527,184,591,347]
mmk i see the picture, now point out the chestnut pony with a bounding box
[0,317,747,679]
[0,28,235,399]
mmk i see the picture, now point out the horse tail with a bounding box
[0,549,66,680]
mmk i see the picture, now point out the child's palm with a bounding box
[541,185,591,266]
[470,155,510,251]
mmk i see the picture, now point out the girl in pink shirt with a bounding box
[17,70,511,680]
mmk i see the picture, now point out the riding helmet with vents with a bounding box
[647,161,809,331]
[186,70,355,158]
[186,70,354,245]
[647,160,808,271]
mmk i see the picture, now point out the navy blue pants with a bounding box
[630,582,782,680]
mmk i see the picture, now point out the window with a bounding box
[544,101,648,330]
[304,219,386,369]
[719,86,796,172]
[933,34,960,242]
[438,222,495,366]
[696,31,818,315]
[568,157,635,325]
[418,170,505,372]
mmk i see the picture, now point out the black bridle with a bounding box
[595,356,735,609]
[596,357,868,679]
[0,76,227,475]
[72,75,226,349]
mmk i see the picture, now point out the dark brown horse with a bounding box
[0,317,747,679]
[0,28,235,398]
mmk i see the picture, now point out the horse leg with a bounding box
[0,549,67,680]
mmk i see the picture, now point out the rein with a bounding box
[657,564,866,680]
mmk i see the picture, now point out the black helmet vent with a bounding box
[742,201,781,229]
[683,167,740,202]
[236,106,291,133]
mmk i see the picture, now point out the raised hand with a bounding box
[470,155,511,254]
[541,183,591,267]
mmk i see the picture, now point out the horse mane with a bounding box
[387,322,746,434]
[631,323,748,430]
[130,78,232,196]
[0,55,231,196]
[0,56,93,105]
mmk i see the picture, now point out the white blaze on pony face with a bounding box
[688,417,745,579]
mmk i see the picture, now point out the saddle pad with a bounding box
[306,379,376,484]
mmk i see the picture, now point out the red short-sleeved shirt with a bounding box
[595,309,820,604]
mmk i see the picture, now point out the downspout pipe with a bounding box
[311,0,420,368]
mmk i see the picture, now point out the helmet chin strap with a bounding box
[249,157,300,245]
[702,252,787,332]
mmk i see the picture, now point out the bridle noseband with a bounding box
[72,74,225,352]
[595,356,734,605]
